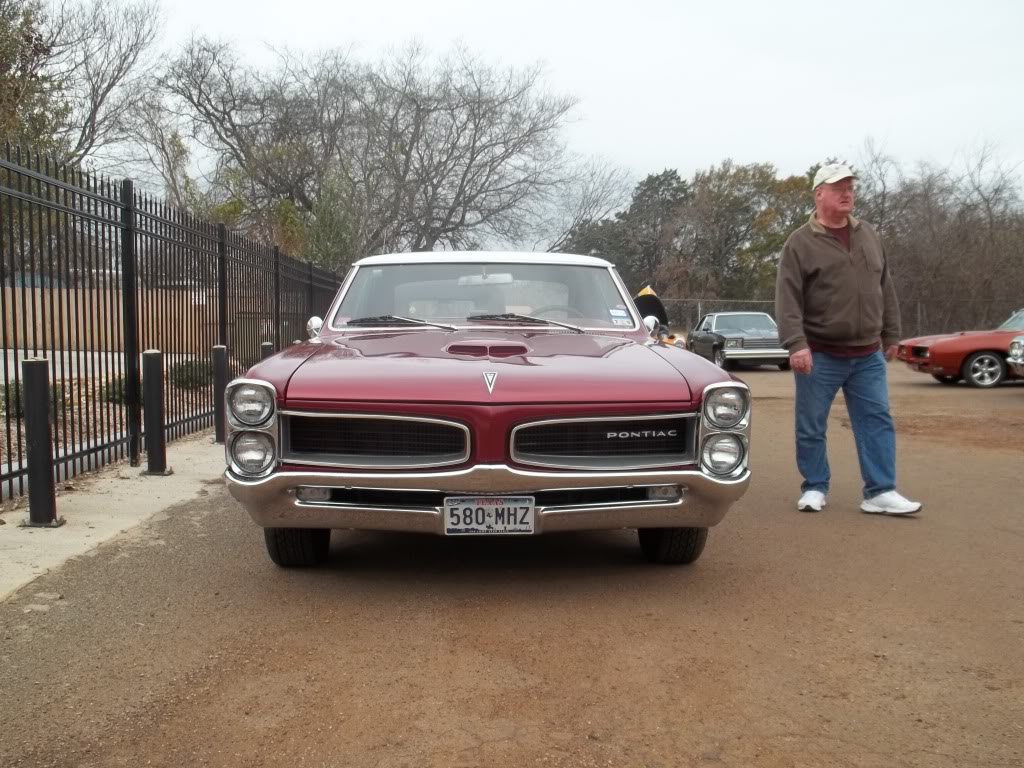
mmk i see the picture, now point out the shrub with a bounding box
[104,375,144,405]
[1,381,24,417]
[169,360,213,390]
[1,380,70,419]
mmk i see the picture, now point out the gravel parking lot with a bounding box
[0,364,1021,768]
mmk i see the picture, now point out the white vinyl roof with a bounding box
[353,251,614,268]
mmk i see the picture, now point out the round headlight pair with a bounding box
[230,431,276,475]
[1010,341,1023,359]
[229,383,275,426]
[702,434,745,475]
[704,387,748,429]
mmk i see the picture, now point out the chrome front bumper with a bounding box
[1009,357,1024,376]
[723,348,788,360]
[226,464,751,534]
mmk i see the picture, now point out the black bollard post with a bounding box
[21,359,64,528]
[142,350,172,476]
[260,341,274,360]
[213,345,228,444]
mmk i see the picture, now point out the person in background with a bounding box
[774,163,921,516]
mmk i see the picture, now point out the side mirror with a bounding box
[643,316,660,336]
[306,316,323,339]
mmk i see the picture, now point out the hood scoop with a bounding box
[446,342,530,358]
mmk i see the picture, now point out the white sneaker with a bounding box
[861,491,922,516]
[797,490,827,512]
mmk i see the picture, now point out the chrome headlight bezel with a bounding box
[228,430,277,477]
[698,381,751,478]
[226,379,277,428]
[703,386,750,430]
[1009,339,1024,360]
[724,339,742,349]
[701,433,746,475]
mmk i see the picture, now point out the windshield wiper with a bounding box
[465,313,583,333]
[346,315,456,330]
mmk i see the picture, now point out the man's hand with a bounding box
[790,348,813,374]
[884,345,898,362]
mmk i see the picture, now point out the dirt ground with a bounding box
[0,364,1021,768]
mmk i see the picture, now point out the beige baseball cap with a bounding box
[812,163,856,189]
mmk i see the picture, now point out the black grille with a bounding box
[911,346,929,358]
[514,417,692,459]
[287,416,465,457]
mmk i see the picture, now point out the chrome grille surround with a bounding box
[280,411,470,469]
[510,413,698,471]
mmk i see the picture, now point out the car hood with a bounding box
[900,330,1020,346]
[282,329,694,404]
[716,329,779,339]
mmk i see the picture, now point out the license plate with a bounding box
[444,496,535,535]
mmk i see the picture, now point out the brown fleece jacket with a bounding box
[774,213,901,353]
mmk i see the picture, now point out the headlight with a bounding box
[228,383,275,425]
[230,431,276,475]
[702,434,744,475]
[704,387,748,429]
[724,339,742,348]
[1010,341,1023,359]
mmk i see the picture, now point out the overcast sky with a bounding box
[162,0,1023,182]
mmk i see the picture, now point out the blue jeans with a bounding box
[794,351,896,499]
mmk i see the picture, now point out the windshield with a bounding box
[713,313,778,333]
[331,262,635,330]
[997,310,1024,331]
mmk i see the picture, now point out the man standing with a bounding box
[775,163,921,516]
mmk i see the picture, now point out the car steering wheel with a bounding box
[530,305,587,319]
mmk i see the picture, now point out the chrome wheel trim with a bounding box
[970,354,1002,386]
[714,349,726,368]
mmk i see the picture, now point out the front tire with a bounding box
[962,352,1006,388]
[713,348,729,369]
[264,528,331,567]
[778,360,791,371]
[638,527,708,565]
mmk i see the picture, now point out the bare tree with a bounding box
[856,142,1024,334]
[359,48,578,252]
[126,99,192,207]
[157,41,581,265]
[56,0,161,165]
[0,0,161,164]
[533,157,631,253]
[160,40,362,247]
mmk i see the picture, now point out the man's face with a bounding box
[815,177,855,216]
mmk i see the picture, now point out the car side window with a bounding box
[695,316,709,332]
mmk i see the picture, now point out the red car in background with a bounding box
[896,309,1024,388]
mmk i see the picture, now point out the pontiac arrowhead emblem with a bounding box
[483,371,497,394]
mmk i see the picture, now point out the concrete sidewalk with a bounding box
[0,430,225,601]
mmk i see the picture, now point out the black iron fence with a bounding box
[1,144,341,499]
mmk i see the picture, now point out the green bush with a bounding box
[1,381,24,417]
[104,375,144,405]
[0,380,70,418]
[169,360,213,390]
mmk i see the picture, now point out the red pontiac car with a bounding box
[896,308,1024,388]
[224,253,751,567]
